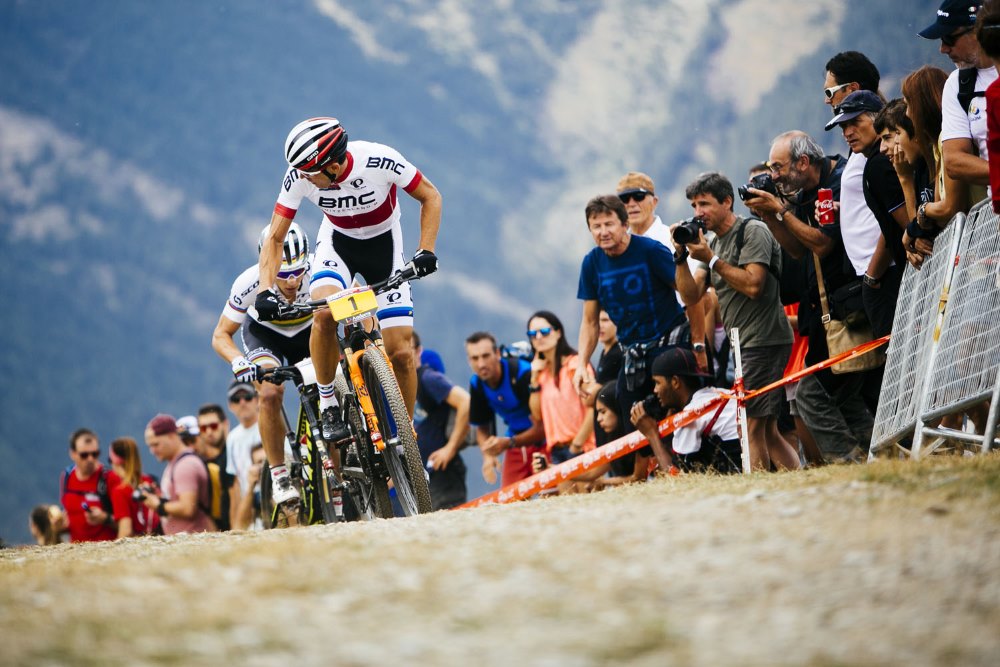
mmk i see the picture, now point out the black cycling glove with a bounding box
[254,289,284,321]
[412,249,439,277]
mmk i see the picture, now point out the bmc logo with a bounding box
[318,192,377,209]
[366,156,406,175]
[284,170,300,192]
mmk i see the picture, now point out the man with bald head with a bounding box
[744,131,876,460]
[142,414,216,535]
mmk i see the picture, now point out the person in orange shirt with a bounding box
[526,310,595,466]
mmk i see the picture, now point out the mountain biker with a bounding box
[212,222,315,512]
[256,117,442,447]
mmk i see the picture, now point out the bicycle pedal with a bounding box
[279,499,301,528]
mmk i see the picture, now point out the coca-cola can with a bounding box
[817,188,834,226]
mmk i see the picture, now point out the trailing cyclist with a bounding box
[255,117,442,445]
[211,222,314,513]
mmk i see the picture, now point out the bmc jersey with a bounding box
[274,140,423,240]
[222,263,313,337]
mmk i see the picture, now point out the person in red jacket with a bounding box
[975,1,1000,211]
[108,437,162,538]
[59,428,119,542]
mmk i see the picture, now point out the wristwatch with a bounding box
[156,498,169,517]
[692,343,707,353]
[862,273,881,288]
[775,206,789,223]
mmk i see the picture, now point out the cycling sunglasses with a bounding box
[942,26,974,47]
[277,266,307,281]
[527,327,553,338]
[824,82,852,99]
[618,189,651,203]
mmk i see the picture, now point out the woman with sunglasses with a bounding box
[108,437,162,538]
[211,222,316,515]
[526,310,595,466]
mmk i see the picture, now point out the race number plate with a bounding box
[327,287,378,324]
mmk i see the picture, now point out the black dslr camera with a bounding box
[672,216,707,246]
[737,172,778,202]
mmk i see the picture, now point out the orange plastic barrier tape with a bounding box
[458,334,890,508]
[458,395,727,508]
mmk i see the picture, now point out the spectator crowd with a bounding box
[27,0,1000,545]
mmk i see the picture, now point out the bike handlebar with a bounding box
[257,365,303,386]
[299,263,420,314]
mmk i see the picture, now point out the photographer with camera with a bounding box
[108,437,162,538]
[744,131,875,461]
[142,414,217,535]
[630,348,741,475]
[673,173,800,472]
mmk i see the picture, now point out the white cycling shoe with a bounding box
[272,476,300,507]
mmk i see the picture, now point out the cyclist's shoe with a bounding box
[272,475,300,507]
[321,405,351,444]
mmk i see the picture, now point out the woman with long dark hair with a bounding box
[526,309,595,464]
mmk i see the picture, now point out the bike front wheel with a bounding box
[361,346,432,515]
[335,372,394,520]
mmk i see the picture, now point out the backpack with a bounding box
[957,67,986,117]
[60,464,114,515]
[169,450,223,527]
[732,217,799,304]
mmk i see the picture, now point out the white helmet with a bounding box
[284,117,348,173]
[259,222,310,274]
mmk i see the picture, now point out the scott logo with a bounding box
[318,192,377,209]
[366,156,406,175]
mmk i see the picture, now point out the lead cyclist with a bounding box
[256,117,442,447]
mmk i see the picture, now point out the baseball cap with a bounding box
[227,380,257,401]
[651,348,713,379]
[147,413,178,437]
[420,348,446,373]
[176,415,200,437]
[824,91,885,131]
[918,0,981,40]
[617,171,656,196]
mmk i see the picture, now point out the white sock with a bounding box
[318,382,340,411]
[270,464,289,483]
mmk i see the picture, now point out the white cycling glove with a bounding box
[231,357,258,383]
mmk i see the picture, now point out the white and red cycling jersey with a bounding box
[273,140,423,240]
[222,263,313,337]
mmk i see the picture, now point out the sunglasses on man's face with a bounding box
[277,267,307,281]
[199,422,222,432]
[942,26,974,47]
[824,82,852,99]
[230,393,256,404]
[618,190,651,204]
[527,327,553,338]
[77,451,100,460]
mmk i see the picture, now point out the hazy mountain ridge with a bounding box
[0,0,938,543]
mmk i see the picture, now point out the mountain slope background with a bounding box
[0,0,937,543]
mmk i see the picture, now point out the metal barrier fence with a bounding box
[870,213,965,453]
[870,199,1000,458]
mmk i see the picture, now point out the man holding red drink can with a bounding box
[744,131,879,458]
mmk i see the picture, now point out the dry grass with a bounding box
[2,455,999,666]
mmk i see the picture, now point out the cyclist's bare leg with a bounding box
[255,364,287,469]
[310,285,342,389]
[382,325,417,417]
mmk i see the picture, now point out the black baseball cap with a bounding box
[824,91,885,131]
[651,348,713,379]
[918,0,981,40]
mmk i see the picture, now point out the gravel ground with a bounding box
[2,457,999,666]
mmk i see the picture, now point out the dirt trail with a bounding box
[2,457,999,666]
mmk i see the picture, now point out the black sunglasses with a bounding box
[942,26,974,47]
[77,451,100,460]
[618,190,651,204]
[230,393,256,403]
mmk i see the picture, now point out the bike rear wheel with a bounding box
[361,346,432,515]
[335,372,394,519]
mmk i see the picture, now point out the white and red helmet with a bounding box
[284,117,349,173]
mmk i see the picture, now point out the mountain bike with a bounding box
[261,263,432,523]
[257,359,384,528]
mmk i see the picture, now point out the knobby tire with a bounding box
[335,372,394,519]
[361,346,432,515]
